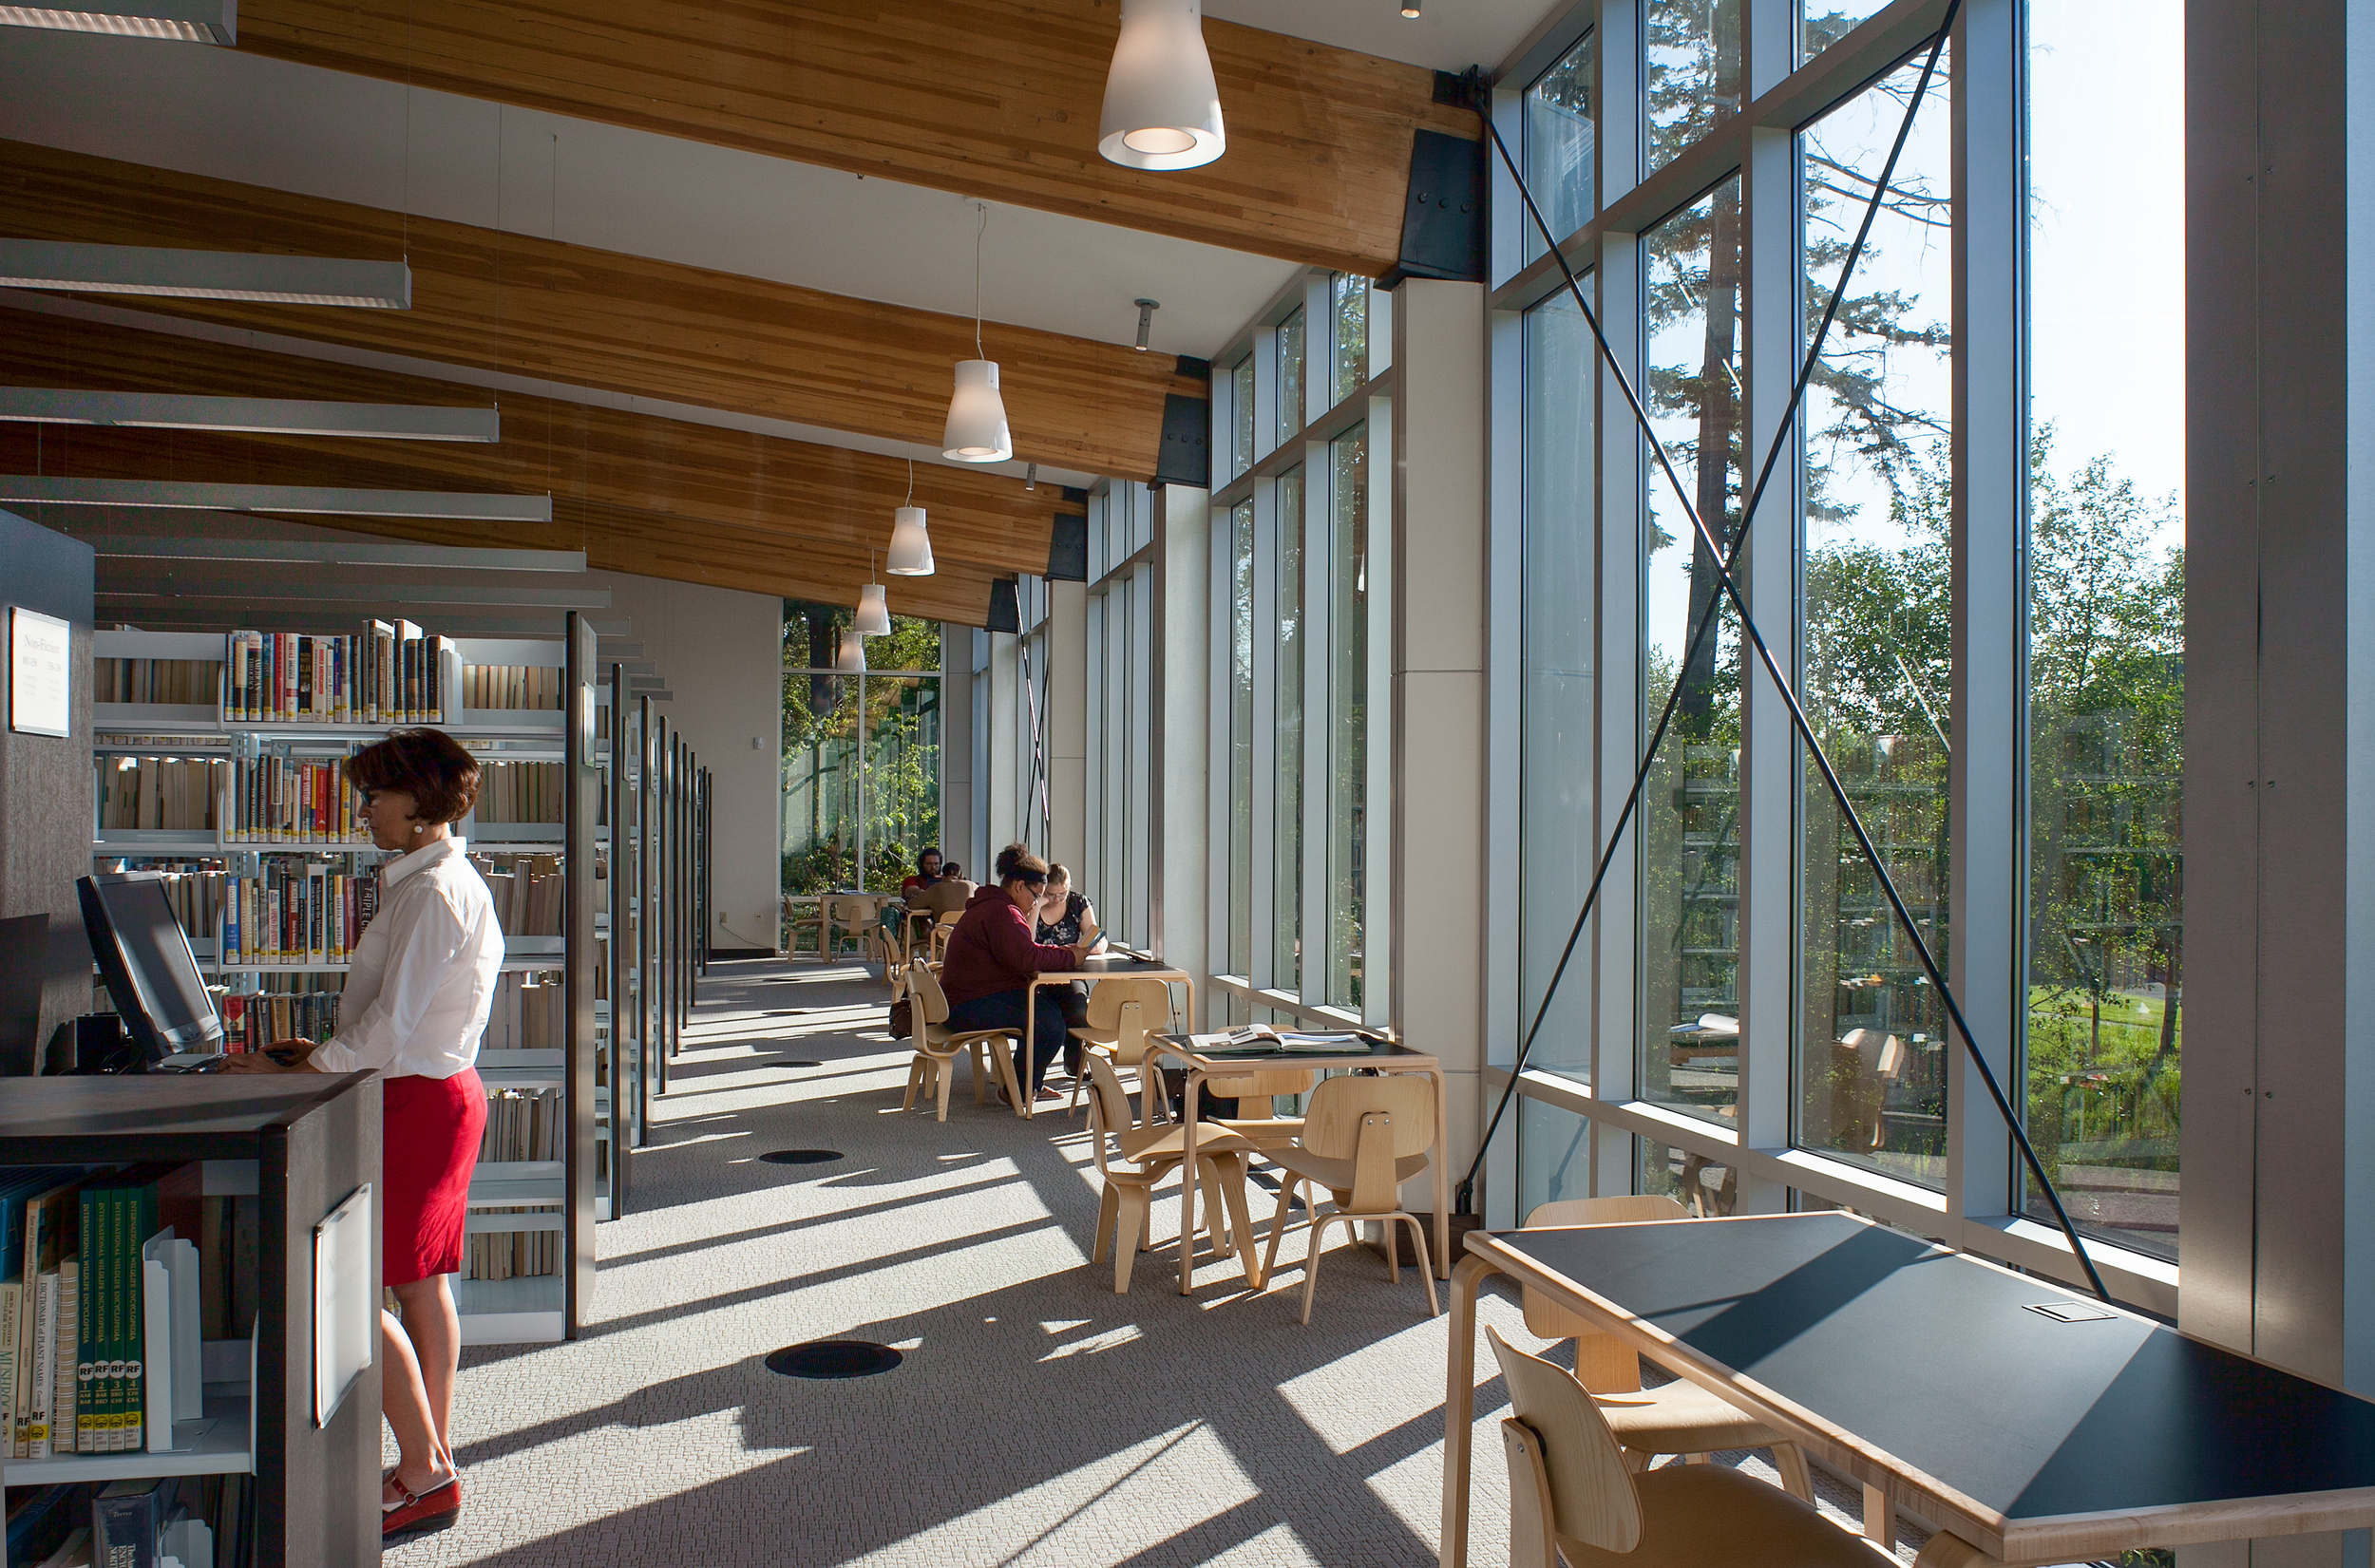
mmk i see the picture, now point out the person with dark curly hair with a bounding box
[938,843,1094,1103]
[223,727,502,1544]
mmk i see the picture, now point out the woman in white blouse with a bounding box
[226,727,503,1545]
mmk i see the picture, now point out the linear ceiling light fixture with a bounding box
[0,388,497,442]
[80,538,580,571]
[886,459,935,576]
[941,204,1014,463]
[856,550,891,636]
[1098,0,1226,170]
[0,241,410,308]
[0,476,550,521]
[0,0,234,43]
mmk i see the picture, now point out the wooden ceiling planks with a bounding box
[0,306,1056,590]
[230,0,1473,278]
[0,139,1199,479]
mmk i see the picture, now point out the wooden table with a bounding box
[1014,954,1197,1120]
[1150,1032,1449,1295]
[1439,1211,2375,1568]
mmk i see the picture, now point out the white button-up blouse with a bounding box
[309,836,504,1079]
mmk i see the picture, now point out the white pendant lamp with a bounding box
[942,204,1014,463]
[834,624,867,673]
[886,459,936,576]
[1098,0,1226,171]
[855,551,892,637]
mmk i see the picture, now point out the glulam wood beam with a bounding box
[0,307,1056,587]
[0,140,1203,478]
[232,1,1473,278]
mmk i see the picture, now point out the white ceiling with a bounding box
[1207,0,1559,73]
[0,28,1298,360]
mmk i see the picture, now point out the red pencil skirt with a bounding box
[383,1068,486,1287]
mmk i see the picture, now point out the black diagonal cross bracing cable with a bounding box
[1454,11,2112,1303]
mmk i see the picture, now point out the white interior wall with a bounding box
[589,571,782,954]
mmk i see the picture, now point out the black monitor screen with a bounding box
[79,873,221,1062]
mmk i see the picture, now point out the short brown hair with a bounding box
[345,727,482,824]
[993,841,1049,887]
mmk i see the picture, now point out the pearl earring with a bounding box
[413,823,425,834]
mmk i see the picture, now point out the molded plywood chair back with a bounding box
[1083,1052,1257,1293]
[1489,1325,1897,1568]
[1065,976,1174,1116]
[1259,1072,1439,1323]
[897,958,1024,1122]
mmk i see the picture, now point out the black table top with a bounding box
[1486,1212,2375,1526]
[1063,954,1188,974]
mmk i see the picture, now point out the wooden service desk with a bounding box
[1150,1033,1448,1295]
[1440,1211,2375,1568]
[1014,954,1196,1120]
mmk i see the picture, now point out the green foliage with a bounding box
[781,600,942,895]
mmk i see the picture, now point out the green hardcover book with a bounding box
[124,1181,156,1452]
[73,1187,100,1453]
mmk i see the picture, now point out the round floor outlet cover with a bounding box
[760,1148,843,1164]
[767,1341,902,1379]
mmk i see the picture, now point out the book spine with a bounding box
[53,1259,76,1456]
[28,1271,54,1458]
[0,1276,17,1460]
[74,1190,97,1452]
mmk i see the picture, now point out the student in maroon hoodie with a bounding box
[940,842,1095,1103]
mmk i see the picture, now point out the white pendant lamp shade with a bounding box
[941,359,1013,463]
[887,504,935,576]
[1098,0,1226,171]
[834,626,867,673]
[855,581,891,636]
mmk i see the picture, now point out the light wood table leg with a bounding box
[1176,1067,1205,1294]
[1864,1484,1892,1550]
[1020,978,1040,1120]
[1430,1067,1452,1278]
[1439,1252,1497,1568]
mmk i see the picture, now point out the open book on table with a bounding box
[1188,1025,1376,1057]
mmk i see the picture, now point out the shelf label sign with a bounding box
[8,605,70,737]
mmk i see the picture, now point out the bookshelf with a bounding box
[0,1073,384,1568]
[84,621,620,1348]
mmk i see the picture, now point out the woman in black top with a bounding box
[1035,865,1104,1076]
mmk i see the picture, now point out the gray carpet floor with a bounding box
[388,957,1915,1566]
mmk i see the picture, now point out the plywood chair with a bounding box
[1206,1067,1318,1151]
[1520,1196,1814,1502]
[1258,1073,1438,1323]
[898,959,1024,1122]
[1064,977,1175,1115]
[822,895,877,964]
[1489,1328,1893,1568]
[1082,1053,1260,1292]
[783,896,824,960]
[926,909,963,964]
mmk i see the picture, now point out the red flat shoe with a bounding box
[384,1473,462,1544]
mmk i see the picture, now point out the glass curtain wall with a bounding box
[1084,482,1156,951]
[1227,500,1256,980]
[1328,427,1370,1011]
[781,599,941,894]
[1525,29,1597,264]
[1275,469,1306,992]
[1501,0,2183,1296]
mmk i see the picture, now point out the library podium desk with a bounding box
[0,1073,384,1567]
[1439,1212,2375,1568]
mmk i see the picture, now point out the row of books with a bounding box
[0,1162,199,1458]
[474,761,564,824]
[463,663,564,712]
[6,1473,250,1568]
[220,863,380,967]
[464,1218,560,1283]
[85,866,226,943]
[220,624,453,726]
[92,657,222,708]
[482,971,565,1051]
[94,759,225,834]
[224,745,363,844]
[475,853,564,937]
[220,981,342,1051]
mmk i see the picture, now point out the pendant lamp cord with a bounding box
[973,203,988,358]
[905,458,916,506]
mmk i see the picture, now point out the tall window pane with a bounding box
[1330,275,1369,406]
[1522,288,1597,1081]
[781,602,940,894]
[2024,0,2185,1260]
[1276,468,1306,992]
[1277,308,1307,445]
[1230,357,1254,480]
[1524,28,1596,263]
[1796,49,1954,1188]
[1328,427,1369,1010]
[1228,499,1256,980]
[1638,179,1743,1125]
[1644,0,1741,174]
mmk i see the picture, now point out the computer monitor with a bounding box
[78,872,222,1065]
